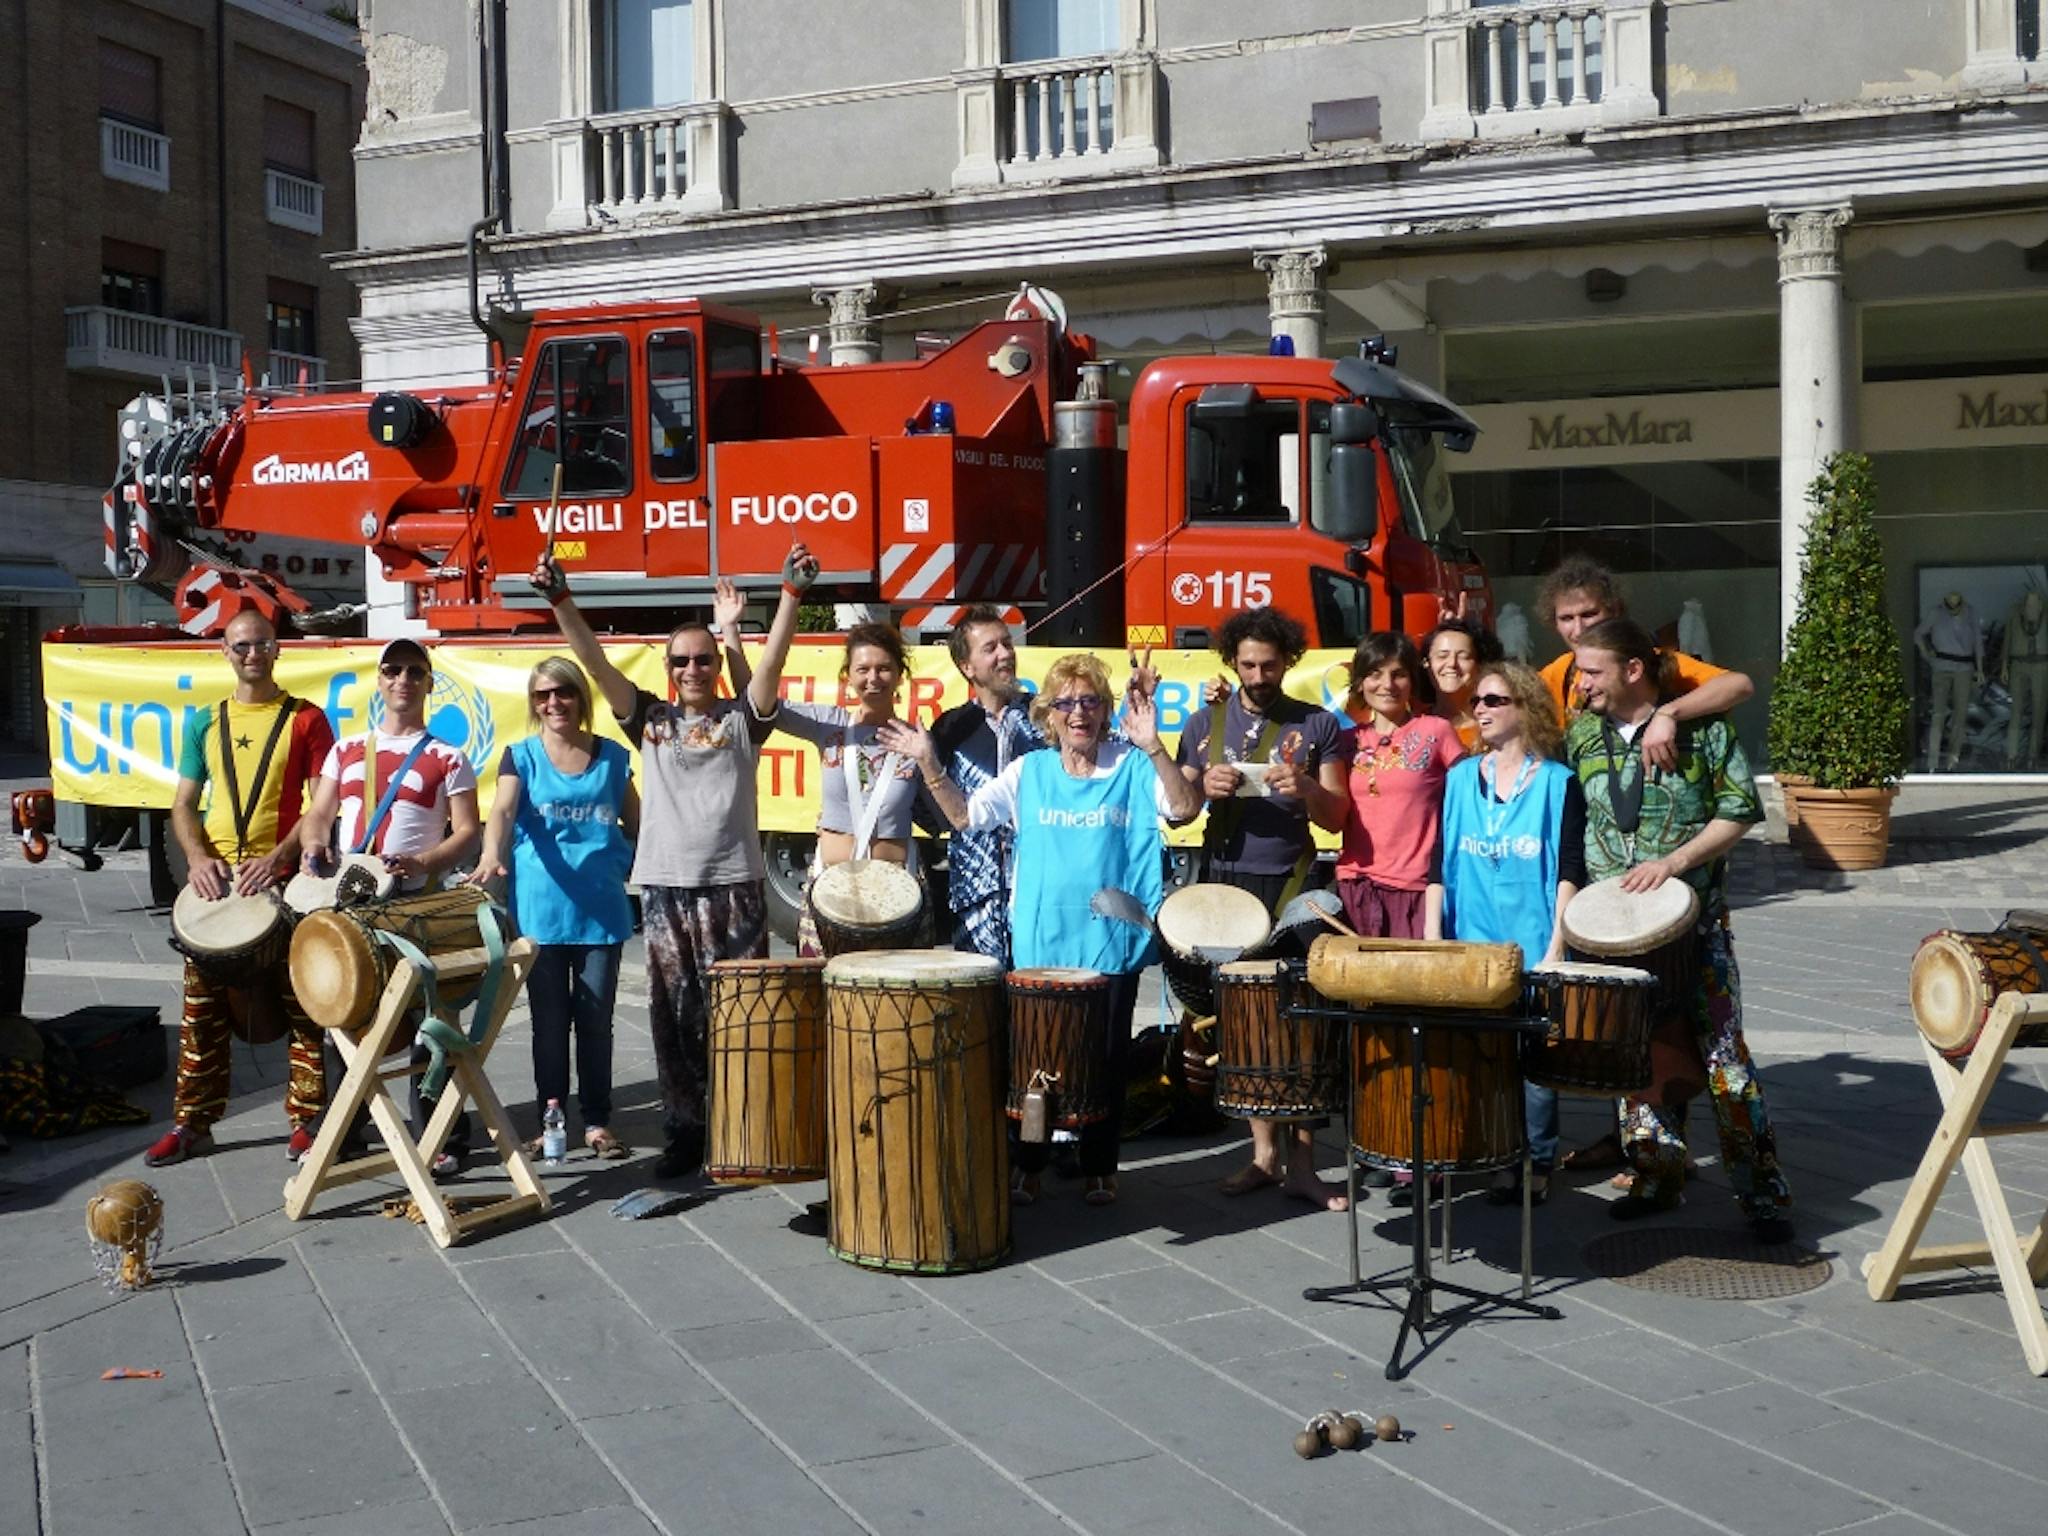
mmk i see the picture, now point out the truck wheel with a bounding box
[146,811,186,907]
[762,833,814,947]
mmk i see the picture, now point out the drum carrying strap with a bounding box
[352,733,435,856]
[215,697,297,862]
[380,904,510,1104]
[1201,696,1315,909]
[842,741,902,860]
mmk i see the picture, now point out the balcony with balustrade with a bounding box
[954,52,1161,187]
[65,306,241,382]
[100,116,169,192]
[546,102,732,228]
[264,168,324,236]
[261,350,327,388]
[1421,0,1660,141]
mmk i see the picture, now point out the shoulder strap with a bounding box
[1203,692,1282,853]
[216,696,297,861]
[352,732,437,854]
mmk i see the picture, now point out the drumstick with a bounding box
[545,462,564,568]
[1313,907,1359,938]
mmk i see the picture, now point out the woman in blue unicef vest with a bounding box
[887,653,1203,1208]
[467,657,639,1160]
[1426,660,1587,1206]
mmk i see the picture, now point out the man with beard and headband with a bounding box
[926,606,1045,964]
[1176,607,1352,1211]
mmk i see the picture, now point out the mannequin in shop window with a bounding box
[1915,592,1982,772]
[2005,590,2048,771]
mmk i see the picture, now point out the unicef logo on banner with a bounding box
[369,671,497,773]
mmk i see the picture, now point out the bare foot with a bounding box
[1283,1171,1350,1212]
[1220,1163,1282,1197]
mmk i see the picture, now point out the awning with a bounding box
[0,561,84,608]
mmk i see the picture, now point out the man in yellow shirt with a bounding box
[1536,556,1754,773]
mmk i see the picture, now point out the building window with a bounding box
[1186,396,1305,526]
[262,97,316,177]
[503,337,632,499]
[267,278,318,357]
[101,239,163,315]
[99,39,161,128]
[599,0,695,111]
[1005,0,1118,62]
[647,332,697,482]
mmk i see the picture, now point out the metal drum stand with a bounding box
[1289,972,1560,1380]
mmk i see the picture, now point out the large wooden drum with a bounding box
[1005,968,1113,1129]
[1562,877,1701,1011]
[1912,929,2048,1059]
[823,951,1009,1274]
[1213,960,1346,1119]
[708,958,828,1183]
[1521,962,1656,1095]
[1155,884,1272,1018]
[809,859,925,958]
[288,888,505,1033]
[1351,1020,1523,1175]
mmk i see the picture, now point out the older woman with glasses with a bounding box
[466,636,668,1160]
[1425,660,1586,1205]
[886,654,1203,1206]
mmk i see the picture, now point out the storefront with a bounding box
[1448,373,2048,776]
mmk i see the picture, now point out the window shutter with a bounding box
[99,40,162,128]
[263,98,317,177]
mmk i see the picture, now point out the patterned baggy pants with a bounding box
[172,960,325,1133]
[640,880,768,1151]
[1618,919,1791,1218]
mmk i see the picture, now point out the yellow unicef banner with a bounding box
[44,639,1364,840]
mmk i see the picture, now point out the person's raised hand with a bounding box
[712,577,745,632]
[1199,674,1230,708]
[530,554,569,605]
[1124,685,1162,754]
[877,718,938,775]
[1127,645,1159,703]
[782,543,820,593]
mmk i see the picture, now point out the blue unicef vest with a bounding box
[1438,754,1569,968]
[508,735,634,945]
[1011,746,1163,975]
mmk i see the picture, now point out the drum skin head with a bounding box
[1910,935,1983,1053]
[825,950,1002,986]
[289,910,378,1032]
[709,956,826,978]
[810,859,922,925]
[172,885,284,950]
[1562,876,1699,956]
[1007,967,1105,986]
[1527,961,1656,984]
[1217,958,1287,980]
[1156,884,1272,957]
[284,854,395,915]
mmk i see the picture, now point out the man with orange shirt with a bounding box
[1535,557,1753,774]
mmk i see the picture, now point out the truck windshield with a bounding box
[1382,420,1464,548]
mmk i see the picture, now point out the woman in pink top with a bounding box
[1336,631,1464,939]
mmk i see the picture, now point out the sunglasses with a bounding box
[226,639,276,656]
[668,652,719,670]
[531,685,578,703]
[1472,692,1517,709]
[379,663,430,681]
[1049,694,1106,715]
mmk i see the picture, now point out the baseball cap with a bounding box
[377,637,432,672]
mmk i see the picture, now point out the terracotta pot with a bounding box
[1774,773,1811,830]
[1784,784,1896,871]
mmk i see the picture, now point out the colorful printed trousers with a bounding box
[172,960,325,1132]
[1618,919,1791,1218]
[641,880,768,1152]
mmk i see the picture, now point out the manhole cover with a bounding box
[1581,1226,1832,1300]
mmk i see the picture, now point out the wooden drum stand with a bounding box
[1863,987,2048,1375]
[283,934,547,1249]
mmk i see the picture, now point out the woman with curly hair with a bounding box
[1426,660,1587,1205]
[887,653,1202,1207]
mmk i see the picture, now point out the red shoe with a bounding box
[143,1125,213,1167]
[286,1126,317,1162]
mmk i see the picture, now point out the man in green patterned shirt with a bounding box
[1567,617,1792,1244]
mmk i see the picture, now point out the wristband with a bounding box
[544,585,569,607]
[781,582,802,599]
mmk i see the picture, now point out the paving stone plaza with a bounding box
[4,786,2047,1536]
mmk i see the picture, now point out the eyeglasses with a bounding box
[531,685,577,703]
[1472,692,1517,709]
[668,652,719,670]
[379,663,430,681]
[1048,694,1106,715]
[227,639,276,656]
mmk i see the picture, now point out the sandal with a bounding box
[1560,1133,1625,1172]
[1083,1176,1117,1207]
[585,1128,629,1160]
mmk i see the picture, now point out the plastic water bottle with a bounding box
[541,1100,567,1165]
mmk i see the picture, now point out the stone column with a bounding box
[1770,204,1855,639]
[809,283,891,366]
[1253,246,1328,358]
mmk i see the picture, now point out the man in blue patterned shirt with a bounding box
[929,606,1044,964]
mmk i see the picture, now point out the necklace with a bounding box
[1479,753,1537,848]
[1353,721,1402,797]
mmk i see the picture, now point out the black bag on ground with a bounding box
[38,1006,168,1090]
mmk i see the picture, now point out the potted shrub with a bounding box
[1766,452,1911,869]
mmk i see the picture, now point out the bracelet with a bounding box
[781,581,802,599]
[922,774,949,790]
[545,587,568,607]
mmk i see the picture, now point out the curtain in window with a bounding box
[606,0,694,111]
[99,39,162,127]
[1005,0,1117,63]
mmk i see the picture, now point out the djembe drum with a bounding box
[823,951,1009,1274]
[1911,929,2048,1060]
[1005,968,1113,1131]
[289,887,506,1034]
[809,859,926,958]
[1155,884,1272,1018]
[1561,877,1705,1106]
[1521,962,1657,1095]
[707,958,828,1182]
[1212,960,1347,1119]
[168,884,295,1044]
